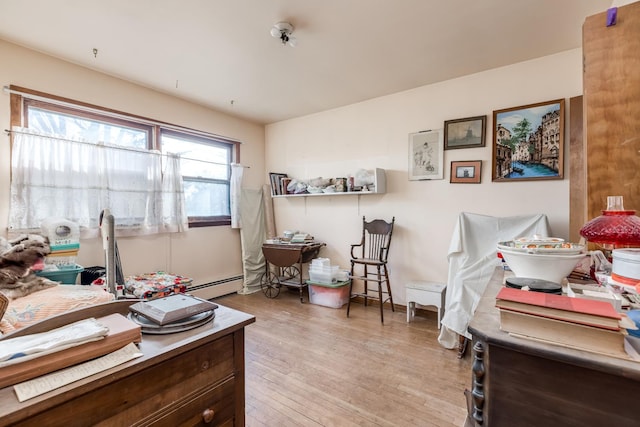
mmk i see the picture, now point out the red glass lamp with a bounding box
[579,196,640,249]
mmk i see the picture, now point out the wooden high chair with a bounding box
[347,216,395,323]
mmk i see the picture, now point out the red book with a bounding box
[495,286,623,330]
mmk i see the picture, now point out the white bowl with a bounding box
[498,240,585,255]
[322,185,336,193]
[499,248,587,284]
[513,236,564,248]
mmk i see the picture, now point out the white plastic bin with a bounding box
[307,280,350,308]
[309,265,339,283]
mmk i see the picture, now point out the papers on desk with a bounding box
[0,319,108,367]
[13,342,143,402]
[0,314,141,389]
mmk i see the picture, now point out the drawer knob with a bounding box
[202,408,215,423]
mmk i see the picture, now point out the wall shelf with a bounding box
[272,168,386,198]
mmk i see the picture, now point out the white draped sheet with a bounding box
[438,212,551,349]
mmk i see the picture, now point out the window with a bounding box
[26,100,151,149]
[11,90,237,230]
[161,130,233,226]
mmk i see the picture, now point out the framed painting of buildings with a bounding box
[444,116,486,150]
[408,129,444,180]
[491,99,565,182]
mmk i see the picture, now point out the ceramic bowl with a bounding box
[307,186,323,194]
[499,247,588,284]
[498,240,585,255]
[322,185,336,193]
[513,236,565,249]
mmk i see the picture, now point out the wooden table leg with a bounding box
[458,334,469,359]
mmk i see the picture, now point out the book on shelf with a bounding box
[268,172,288,196]
[495,286,630,331]
[498,308,629,359]
[281,177,292,195]
[0,313,141,389]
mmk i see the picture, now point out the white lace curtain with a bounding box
[8,127,188,238]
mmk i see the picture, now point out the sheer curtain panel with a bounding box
[8,127,187,238]
[230,163,245,229]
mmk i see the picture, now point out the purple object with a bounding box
[607,7,617,27]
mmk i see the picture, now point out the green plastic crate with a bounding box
[36,264,84,284]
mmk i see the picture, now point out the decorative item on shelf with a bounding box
[335,178,347,192]
[579,196,640,252]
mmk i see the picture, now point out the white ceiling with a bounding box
[0,0,611,125]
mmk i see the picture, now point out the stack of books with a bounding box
[495,287,637,359]
[269,172,289,195]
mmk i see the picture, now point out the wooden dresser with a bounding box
[466,268,640,427]
[0,300,255,426]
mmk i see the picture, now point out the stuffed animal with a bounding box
[0,234,58,300]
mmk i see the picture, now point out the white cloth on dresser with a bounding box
[438,212,551,349]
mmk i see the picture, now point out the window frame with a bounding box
[10,85,239,228]
[161,128,235,227]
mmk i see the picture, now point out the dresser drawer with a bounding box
[131,376,236,426]
[18,335,236,426]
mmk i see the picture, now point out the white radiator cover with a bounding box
[187,275,243,300]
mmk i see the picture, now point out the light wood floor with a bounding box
[215,288,471,427]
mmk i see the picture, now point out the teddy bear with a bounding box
[0,234,58,300]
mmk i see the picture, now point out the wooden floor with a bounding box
[215,288,471,427]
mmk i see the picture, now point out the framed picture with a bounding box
[450,160,482,184]
[492,99,565,182]
[408,129,444,180]
[444,115,486,150]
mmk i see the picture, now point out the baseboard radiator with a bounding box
[187,275,244,300]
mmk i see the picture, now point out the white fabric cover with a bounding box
[438,212,551,349]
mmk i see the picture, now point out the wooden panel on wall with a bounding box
[569,95,585,243]
[583,2,640,221]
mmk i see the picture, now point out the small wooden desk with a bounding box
[466,267,640,427]
[0,300,255,426]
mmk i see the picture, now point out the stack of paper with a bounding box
[0,314,141,388]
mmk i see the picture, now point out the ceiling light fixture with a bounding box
[270,22,297,47]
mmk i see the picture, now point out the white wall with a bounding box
[0,39,265,288]
[265,49,582,304]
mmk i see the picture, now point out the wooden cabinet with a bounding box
[582,2,640,224]
[0,302,255,426]
[465,268,640,427]
[273,168,386,198]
